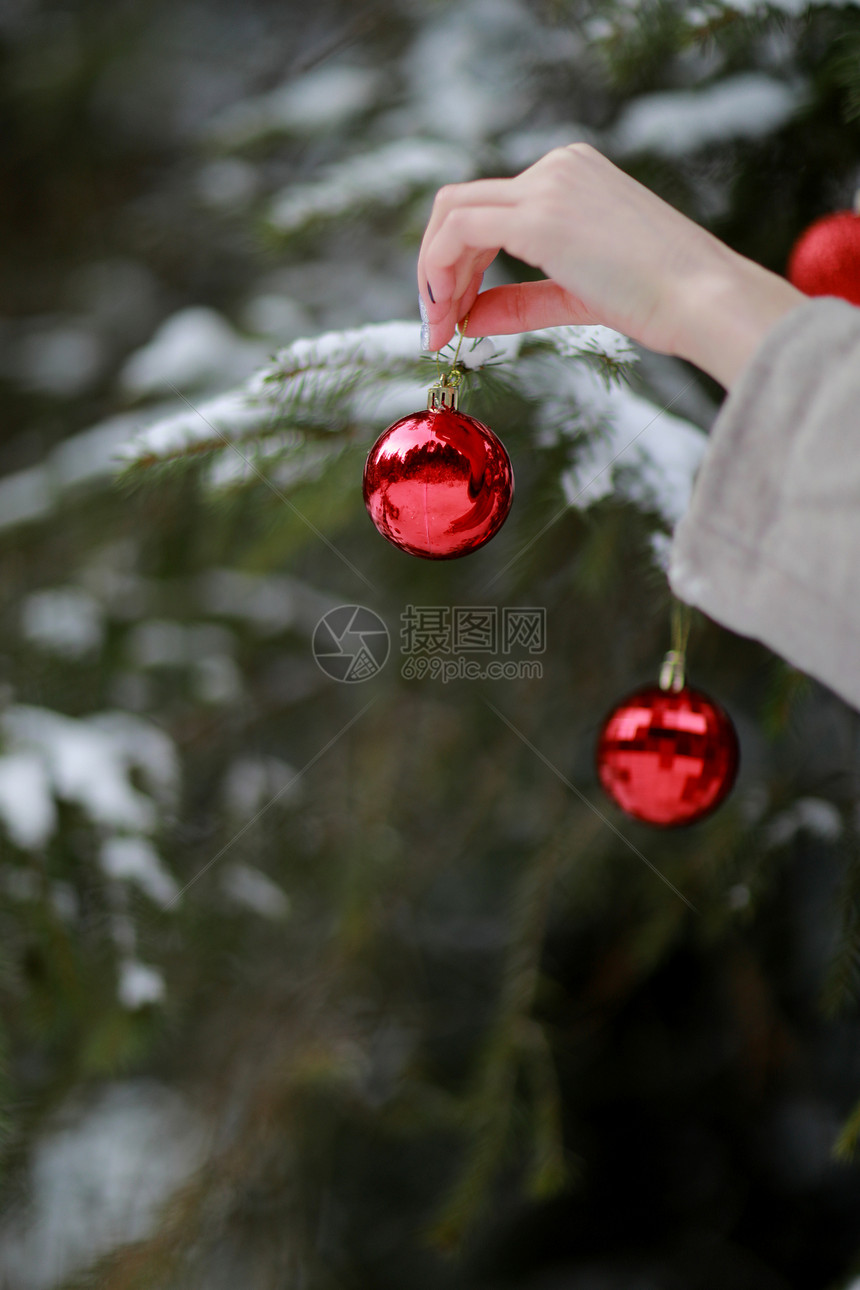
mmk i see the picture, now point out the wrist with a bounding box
[671,245,807,390]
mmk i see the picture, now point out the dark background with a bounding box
[1,2,860,1287]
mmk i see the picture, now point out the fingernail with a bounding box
[426,281,436,304]
[419,294,430,350]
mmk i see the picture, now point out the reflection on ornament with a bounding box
[363,370,513,559]
[787,201,860,306]
[595,682,739,828]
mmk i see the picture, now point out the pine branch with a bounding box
[823,30,860,125]
[834,1092,860,1162]
[113,316,677,563]
[426,828,566,1251]
[822,822,860,1019]
[520,1017,573,1198]
[265,139,473,238]
[117,323,431,475]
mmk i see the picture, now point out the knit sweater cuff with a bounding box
[668,294,860,710]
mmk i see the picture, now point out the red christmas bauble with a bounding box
[595,685,739,828]
[363,405,513,559]
[786,209,860,306]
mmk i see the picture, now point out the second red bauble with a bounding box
[786,208,860,305]
[363,406,514,559]
[595,685,739,828]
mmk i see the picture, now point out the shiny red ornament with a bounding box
[363,399,513,559]
[595,685,739,828]
[786,208,860,306]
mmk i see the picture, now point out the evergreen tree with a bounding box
[0,1,860,1285]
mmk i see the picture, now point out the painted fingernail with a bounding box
[426,281,436,304]
[419,294,430,350]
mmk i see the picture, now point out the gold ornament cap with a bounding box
[427,379,460,411]
[426,361,465,412]
[426,314,471,411]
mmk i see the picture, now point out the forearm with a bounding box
[670,242,807,390]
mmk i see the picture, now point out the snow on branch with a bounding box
[110,314,690,563]
[561,383,707,533]
[118,391,277,470]
[249,320,430,387]
[208,65,381,149]
[266,140,474,235]
[117,320,639,474]
[519,341,706,538]
[118,321,428,470]
[0,706,179,846]
[612,73,805,158]
[0,705,182,1009]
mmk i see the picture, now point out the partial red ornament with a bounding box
[595,684,739,828]
[786,202,860,306]
[363,376,513,559]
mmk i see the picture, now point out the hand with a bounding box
[417,143,806,389]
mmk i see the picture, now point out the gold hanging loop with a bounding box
[426,313,472,410]
[659,598,692,692]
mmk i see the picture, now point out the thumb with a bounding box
[465,279,598,337]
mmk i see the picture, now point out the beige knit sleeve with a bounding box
[668,295,860,711]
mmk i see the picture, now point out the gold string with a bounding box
[671,596,692,660]
[451,312,470,368]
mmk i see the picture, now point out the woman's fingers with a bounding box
[427,279,597,352]
[418,177,518,300]
[464,280,598,337]
[421,233,502,332]
[426,270,483,351]
[427,261,494,350]
[418,144,739,357]
[422,204,538,347]
[419,144,702,350]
